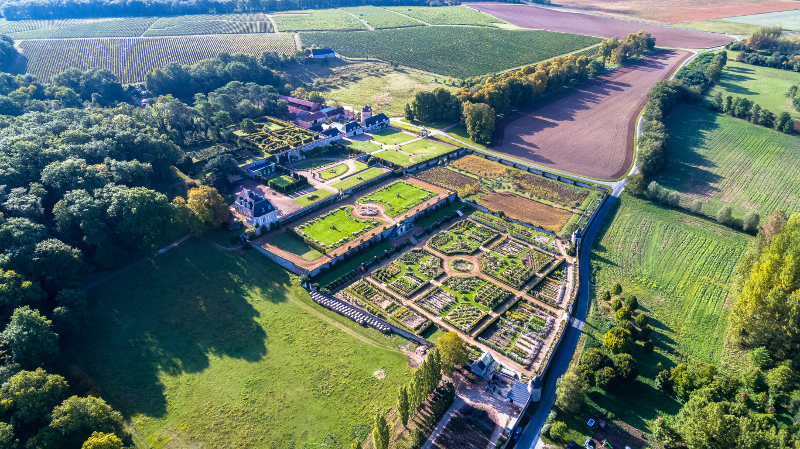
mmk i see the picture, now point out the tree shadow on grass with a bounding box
[75,241,283,419]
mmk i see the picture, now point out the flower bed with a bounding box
[357,180,436,218]
[492,238,528,258]
[388,273,427,297]
[416,287,456,315]
[450,258,474,273]
[444,303,486,332]
[525,250,553,272]
[373,262,402,284]
[428,231,479,255]
[473,283,512,309]
[443,276,485,294]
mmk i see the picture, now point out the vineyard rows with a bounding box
[145,14,273,36]
[13,34,296,83]
[590,195,749,365]
[9,17,157,39]
[301,27,601,78]
[0,18,94,34]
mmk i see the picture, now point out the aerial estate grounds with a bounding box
[295,206,380,250]
[357,180,436,217]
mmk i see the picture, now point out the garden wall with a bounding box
[253,244,308,276]
[277,191,340,226]
[465,149,595,190]
[401,148,469,174]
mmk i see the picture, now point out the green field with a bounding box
[371,129,417,145]
[331,167,387,190]
[75,240,408,448]
[385,6,507,27]
[656,104,800,218]
[292,188,334,207]
[400,139,453,156]
[445,125,486,150]
[268,174,295,188]
[301,27,601,78]
[373,149,416,166]
[273,9,367,31]
[293,159,342,170]
[318,163,350,180]
[342,139,383,153]
[707,60,800,119]
[297,207,376,246]
[672,19,764,35]
[589,194,749,366]
[340,6,423,29]
[358,181,435,217]
[269,234,323,260]
[723,9,800,30]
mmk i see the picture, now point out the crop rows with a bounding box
[416,287,456,315]
[415,167,480,192]
[13,34,296,83]
[590,195,749,365]
[341,6,423,29]
[473,282,512,309]
[301,27,601,78]
[273,9,366,31]
[385,6,506,27]
[445,303,485,332]
[443,276,484,294]
[0,18,93,35]
[145,14,272,36]
[10,17,157,39]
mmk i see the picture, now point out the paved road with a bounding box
[515,182,625,449]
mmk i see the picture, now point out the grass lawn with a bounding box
[399,139,453,156]
[314,240,393,287]
[342,139,383,153]
[707,60,800,119]
[75,240,409,448]
[270,234,323,261]
[294,159,341,170]
[330,167,387,190]
[297,207,376,246]
[358,181,435,217]
[292,188,334,207]
[672,19,764,35]
[400,118,458,130]
[589,194,750,368]
[267,174,295,188]
[202,226,246,248]
[445,124,487,150]
[318,163,350,180]
[723,9,800,30]
[656,104,800,219]
[374,149,415,166]
[353,161,368,171]
[371,129,417,146]
[421,325,446,343]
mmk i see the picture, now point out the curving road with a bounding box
[515,180,624,449]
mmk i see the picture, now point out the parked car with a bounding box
[566,442,577,449]
[513,427,522,442]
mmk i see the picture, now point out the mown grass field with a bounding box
[318,163,350,180]
[588,194,749,366]
[273,9,366,31]
[301,27,601,78]
[399,139,453,156]
[358,181,434,217]
[292,188,334,207]
[671,19,763,35]
[707,60,800,119]
[656,104,800,219]
[75,240,409,448]
[372,129,416,145]
[342,139,382,153]
[298,207,373,245]
[373,149,415,166]
[331,167,387,190]
[269,234,323,261]
[723,9,800,30]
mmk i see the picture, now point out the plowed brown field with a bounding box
[541,0,800,24]
[467,2,734,48]
[477,192,573,231]
[489,49,691,180]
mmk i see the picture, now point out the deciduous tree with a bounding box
[1,306,58,368]
[436,331,469,375]
[81,432,122,449]
[603,326,633,354]
[397,386,410,427]
[0,368,67,424]
[555,368,588,413]
[372,412,389,449]
[462,101,495,144]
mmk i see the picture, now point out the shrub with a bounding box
[546,409,557,423]
[615,307,631,323]
[635,313,649,327]
[691,199,702,214]
[541,422,551,437]
[612,282,622,295]
[624,295,638,311]
[611,298,622,311]
[716,204,733,225]
[749,346,771,368]
[601,290,611,302]
[549,421,567,440]
[595,366,618,391]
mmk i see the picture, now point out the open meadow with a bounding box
[588,194,749,367]
[75,240,410,449]
[707,59,800,119]
[656,104,800,218]
[300,26,601,78]
[722,9,800,30]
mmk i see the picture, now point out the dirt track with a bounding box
[467,2,734,48]
[488,49,691,180]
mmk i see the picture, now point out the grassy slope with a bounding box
[75,240,409,448]
[588,194,749,367]
[579,194,750,432]
[656,104,800,218]
[342,140,383,153]
[707,60,800,119]
[722,10,800,30]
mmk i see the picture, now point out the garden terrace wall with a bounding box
[277,191,340,226]
[253,244,308,275]
[574,191,609,242]
[402,148,469,173]
[466,149,601,191]
[338,165,393,195]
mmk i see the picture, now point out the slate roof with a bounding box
[237,188,275,218]
[364,113,389,127]
[302,111,326,122]
[322,127,341,137]
[508,380,532,404]
[308,124,324,133]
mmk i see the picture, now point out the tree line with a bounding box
[0,0,431,20]
[728,26,800,72]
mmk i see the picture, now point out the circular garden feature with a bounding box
[450,259,474,273]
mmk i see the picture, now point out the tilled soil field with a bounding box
[467,2,734,48]
[488,49,691,180]
[540,0,800,25]
[477,191,573,231]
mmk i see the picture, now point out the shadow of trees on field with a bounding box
[75,241,289,419]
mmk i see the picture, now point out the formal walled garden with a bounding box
[294,206,380,250]
[370,248,444,298]
[357,180,436,217]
